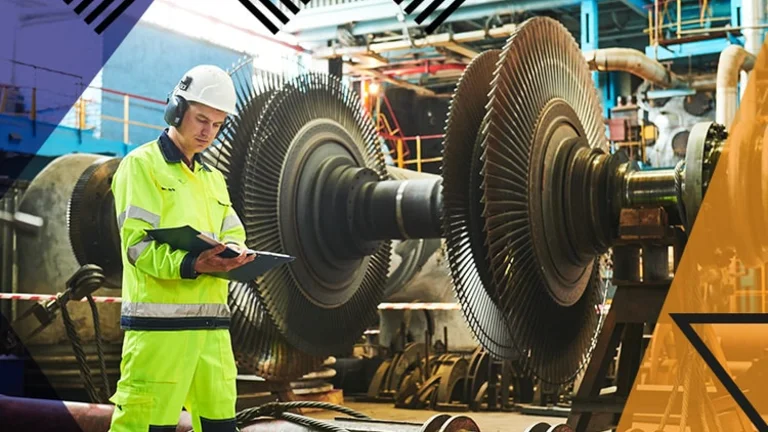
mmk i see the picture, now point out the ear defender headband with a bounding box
[164,75,193,127]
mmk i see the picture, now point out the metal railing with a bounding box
[371,87,445,173]
[0,181,27,322]
[380,132,444,172]
[0,82,167,145]
[645,0,736,46]
[0,58,86,125]
[0,84,86,126]
[97,88,166,143]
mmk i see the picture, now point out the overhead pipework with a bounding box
[583,48,684,89]
[583,48,725,93]
[716,45,757,129]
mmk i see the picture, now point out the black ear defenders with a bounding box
[164,75,193,127]
[164,93,188,127]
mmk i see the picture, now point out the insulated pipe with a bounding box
[583,48,683,89]
[716,45,757,128]
[741,0,763,57]
[740,0,762,102]
[688,74,717,91]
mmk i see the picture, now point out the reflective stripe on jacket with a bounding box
[112,130,246,331]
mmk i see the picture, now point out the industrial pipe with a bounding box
[687,74,717,91]
[583,48,683,89]
[0,394,193,432]
[741,0,763,56]
[716,45,756,128]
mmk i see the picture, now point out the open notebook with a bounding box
[146,225,294,282]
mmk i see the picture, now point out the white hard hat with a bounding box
[173,65,237,115]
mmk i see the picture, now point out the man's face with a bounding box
[176,102,228,154]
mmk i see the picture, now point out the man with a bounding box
[109,64,255,432]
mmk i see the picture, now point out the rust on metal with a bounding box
[619,207,669,239]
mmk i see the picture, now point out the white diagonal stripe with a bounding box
[221,213,244,233]
[118,205,161,229]
[127,237,152,264]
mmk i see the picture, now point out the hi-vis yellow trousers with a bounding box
[108,329,238,432]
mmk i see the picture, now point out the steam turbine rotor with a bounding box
[61,17,727,385]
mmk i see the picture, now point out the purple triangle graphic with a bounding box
[0,0,155,427]
[0,0,155,196]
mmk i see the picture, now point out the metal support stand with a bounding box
[567,208,686,432]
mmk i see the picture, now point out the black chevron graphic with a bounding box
[394,0,466,34]
[63,0,134,35]
[237,0,310,35]
[670,312,768,431]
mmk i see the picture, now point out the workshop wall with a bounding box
[100,21,250,147]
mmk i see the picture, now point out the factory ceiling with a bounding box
[278,0,655,93]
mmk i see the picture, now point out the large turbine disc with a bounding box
[442,49,517,361]
[209,65,391,357]
[246,73,390,355]
[479,17,605,384]
[228,280,323,380]
[203,60,324,379]
[443,18,607,384]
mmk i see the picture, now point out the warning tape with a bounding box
[0,293,122,303]
[377,302,461,311]
[1,295,462,310]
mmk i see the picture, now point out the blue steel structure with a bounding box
[648,37,743,60]
[0,114,130,158]
[582,0,621,118]
[0,0,758,160]
[645,0,744,60]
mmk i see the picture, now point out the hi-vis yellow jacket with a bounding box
[111,130,246,331]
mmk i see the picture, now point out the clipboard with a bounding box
[145,225,294,282]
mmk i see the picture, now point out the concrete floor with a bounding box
[308,401,567,431]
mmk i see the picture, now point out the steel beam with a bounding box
[732,0,742,27]
[616,0,650,17]
[644,37,744,61]
[581,0,601,111]
[442,42,479,59]
[347,66,436,96]
[580,0,598,52]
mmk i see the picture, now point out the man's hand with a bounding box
[226,243,256,257]
[193,244,256,274]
